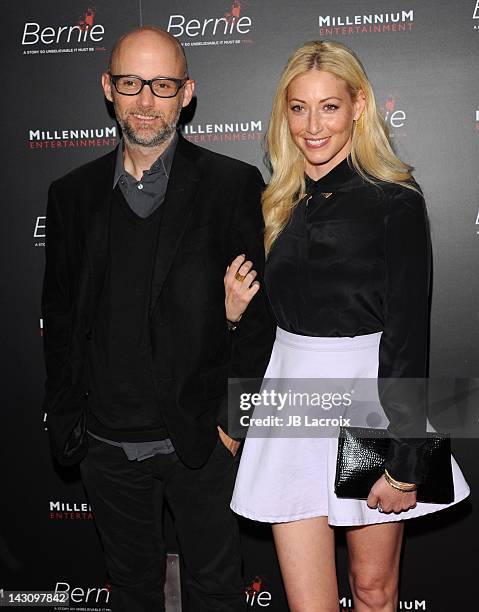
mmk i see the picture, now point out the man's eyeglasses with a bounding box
[109,73,188,98]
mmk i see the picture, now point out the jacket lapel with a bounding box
[149,137,200,317]
[84,151,116,321]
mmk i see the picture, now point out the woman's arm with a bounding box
[367,185,431,513]
[378,186,432,485]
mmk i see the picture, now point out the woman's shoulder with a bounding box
[373,178,426,215]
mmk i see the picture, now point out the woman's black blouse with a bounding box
[264,157,432,484]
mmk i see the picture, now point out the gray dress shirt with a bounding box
[114,132,177,218]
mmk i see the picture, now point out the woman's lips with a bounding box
[304,136,330,149]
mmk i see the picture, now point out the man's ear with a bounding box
[101,72,113,103]
[182,79,195,109]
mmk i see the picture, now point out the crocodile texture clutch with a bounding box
[334,426,454,504]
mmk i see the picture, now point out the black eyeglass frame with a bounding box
[109,72,188,98]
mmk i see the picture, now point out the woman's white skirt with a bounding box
[230,327,470,526]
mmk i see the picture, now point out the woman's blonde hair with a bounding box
[263,40,416,254]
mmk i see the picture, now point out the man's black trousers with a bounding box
[80,434,245,612]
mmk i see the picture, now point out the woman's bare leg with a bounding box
[272,516,338,612]
[346,521,404,612]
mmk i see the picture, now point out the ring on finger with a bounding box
[235,271,246,282]
[377,504,383,513]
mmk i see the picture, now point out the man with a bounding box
[41,26,274,612]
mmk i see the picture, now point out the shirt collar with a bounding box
[304,155,360,194]
[113,131,178,188]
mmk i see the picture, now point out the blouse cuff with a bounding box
[384,436,428,486]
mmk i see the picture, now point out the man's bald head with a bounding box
[108,26,188,77]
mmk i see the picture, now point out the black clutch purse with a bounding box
[334,426,454,504]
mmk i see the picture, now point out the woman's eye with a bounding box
[290,104,304,112]
[323,104,339,112]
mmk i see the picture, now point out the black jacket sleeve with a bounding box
[216,166,275,434]
[378,186,432,485]
[41,181,74,410]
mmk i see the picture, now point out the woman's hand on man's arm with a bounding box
[224,254,261,323]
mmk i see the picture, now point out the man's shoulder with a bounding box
[50,149,116,193]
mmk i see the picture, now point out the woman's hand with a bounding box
[224,254,261,323]
[218,425,241,457]
[367,475,417,514]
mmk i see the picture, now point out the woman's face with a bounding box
[287,69,365,180]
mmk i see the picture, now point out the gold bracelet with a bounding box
[384,469,417,492]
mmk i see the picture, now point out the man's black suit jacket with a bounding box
[41,135,275,467]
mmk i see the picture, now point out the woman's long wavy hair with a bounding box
[263,40,416,254]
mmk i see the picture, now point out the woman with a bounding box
[225,41,470,612]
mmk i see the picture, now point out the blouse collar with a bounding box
[304,156,360,194]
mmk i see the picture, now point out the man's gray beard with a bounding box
[117,105,181,148]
